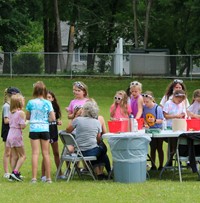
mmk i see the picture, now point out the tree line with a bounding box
[1,0,200,76]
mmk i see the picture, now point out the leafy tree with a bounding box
[149,0,200,76]
[0,0,31,73]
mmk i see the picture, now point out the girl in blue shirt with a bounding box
[26,81,55,183]
[142,91,164,170]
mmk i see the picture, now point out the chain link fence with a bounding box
[0,52,200,78]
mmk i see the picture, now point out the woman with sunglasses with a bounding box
[160,79,190,109]
[110,90,132,120]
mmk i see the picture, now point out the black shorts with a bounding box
[29,132,50,140]
[1,124,9,142]
[49,136,58,144]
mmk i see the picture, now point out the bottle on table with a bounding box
[133,118,138,132]
[129,114,138,132]
[129,114,134,132]
[162,118,167,130]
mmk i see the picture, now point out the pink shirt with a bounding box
[6,110,25,148]
[67,98,88,114]
[110,104,132,120]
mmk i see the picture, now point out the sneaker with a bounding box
[10,171,23,181]
[97,174,108,180]
[8,175,14,182]
[31,178,37,184]
[58,175,67,180]
[19,173,24,179]
[46,178,52,184]
[41,176,46,182]
[3,173,11,179]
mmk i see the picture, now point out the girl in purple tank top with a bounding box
[130,81,143,119]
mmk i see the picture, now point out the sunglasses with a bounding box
[173,79,183,84]
[73,81,84,89]
[174,93,185,97]
[114,96,122,101]
[130,81,140,86]
[142,94,153,99]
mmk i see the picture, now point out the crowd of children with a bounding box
[1,79,200,182]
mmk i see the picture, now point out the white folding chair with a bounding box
[174,136,200,182]
[55,130,97,182]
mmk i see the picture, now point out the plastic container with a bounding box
[108,135,151,183]
[108,120,129,133]
[186,119,200,131]
[137,118,144,130]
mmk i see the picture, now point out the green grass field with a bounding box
[0,77,200,203]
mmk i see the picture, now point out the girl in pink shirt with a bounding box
[66,81,89,119]
[110,90,132,120]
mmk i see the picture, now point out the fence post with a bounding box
[119,38,123,76]
[10,52,12,78]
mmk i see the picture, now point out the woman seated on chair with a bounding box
[66,100,110,180]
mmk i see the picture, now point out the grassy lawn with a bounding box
[0,77,200,203]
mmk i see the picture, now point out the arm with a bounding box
[187,110,200,119]
[3,117,9,124]
[110,103,117,118]
[163,112,185,119]
[159,95,166,108]
[49,110,56,122]
[98,115,107,135]
[26,111,30,120]
[66,121,75,133]
[135,97,143,119]
[67,113,75,120]
[96,133,102,144]
[19,111,26,129]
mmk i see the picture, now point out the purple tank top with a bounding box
[130,95,141,117]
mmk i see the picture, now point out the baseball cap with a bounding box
[7,87,21,95]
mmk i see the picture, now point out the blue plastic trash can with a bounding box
[108,134,151,183]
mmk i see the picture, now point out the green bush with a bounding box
[13,53,43,74]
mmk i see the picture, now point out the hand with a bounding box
[176,113,185,118]
[57,120,62,125]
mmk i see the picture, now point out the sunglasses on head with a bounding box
[114,96,122,101]
[173,79,183,84]
[73,81,84,89]
[174,93,185,97]
[142,94,153,99]
[130,81,139,86]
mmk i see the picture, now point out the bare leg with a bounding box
[3,144,11,173]
[157,139,164,168]
[30,139,40,180]
[41,139,51,180]
[51,142,60,170]
[41,159,45,177]
[13,146,26,172]
[10,148,19,171]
